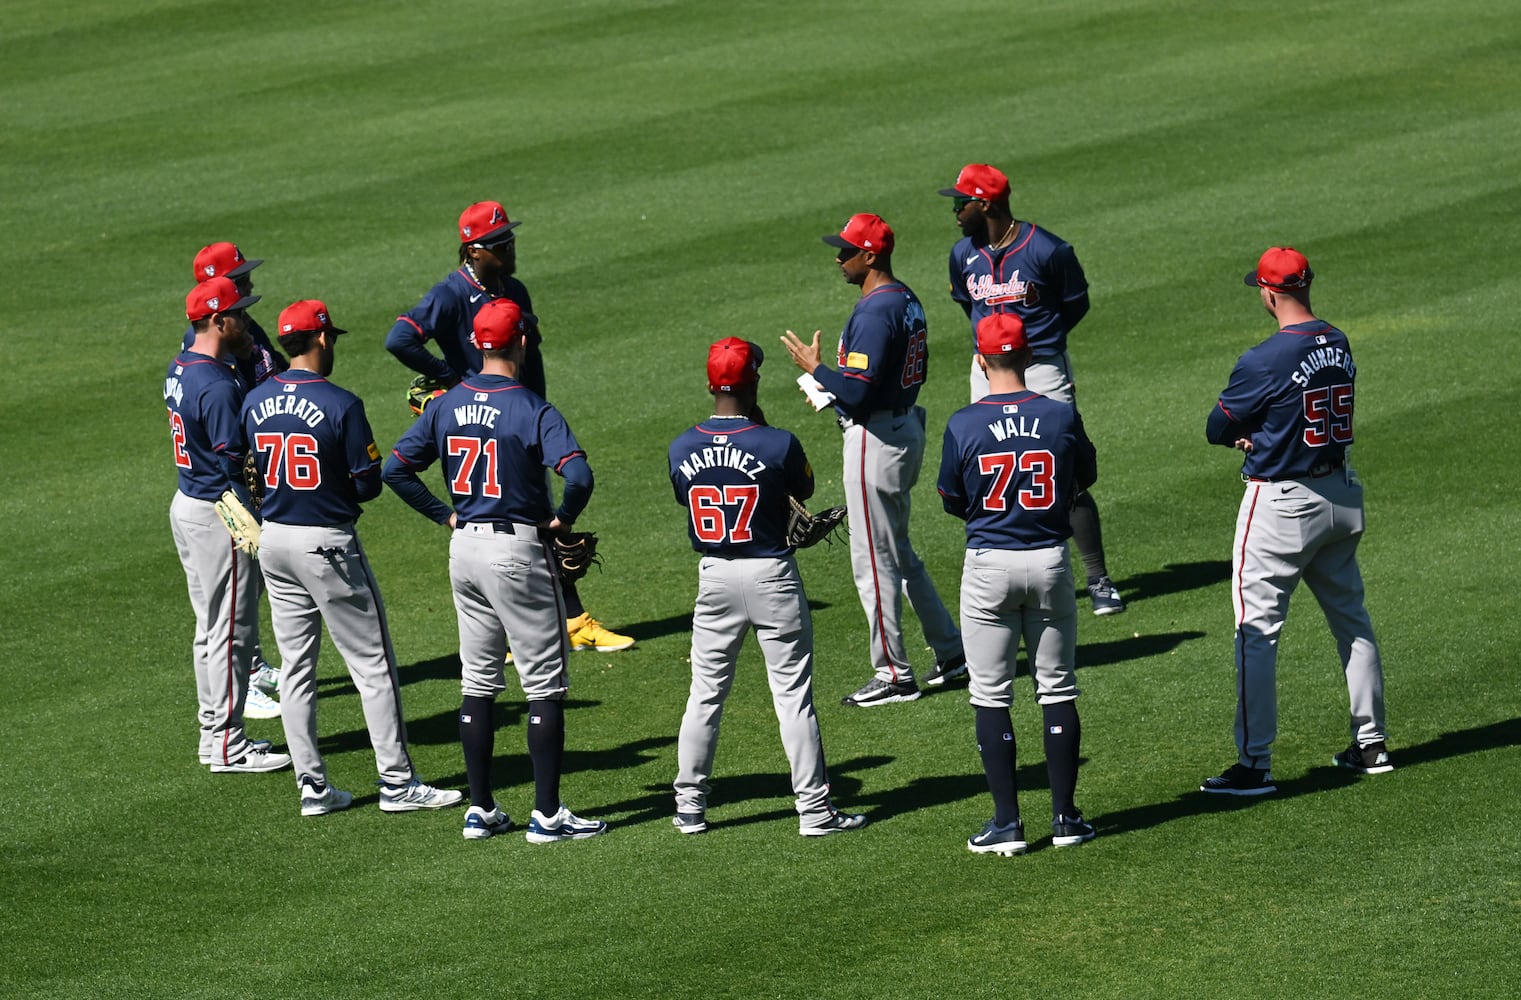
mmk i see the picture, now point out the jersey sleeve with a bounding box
[536,403,586,475]
[202,378,248,462]
[1210,354,1269,445]
[382,411,453,524]
[386,284,461,381]
[343,399,384,503]
[936,419,970,519]
[1071,410,1098,493]
[783,433,815,502]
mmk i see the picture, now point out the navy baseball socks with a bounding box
[1043,701,1096,846]
[459,695,496,809]
[974,707,1020,827]
[526,699,566,817]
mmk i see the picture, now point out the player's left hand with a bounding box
[1234,438,1254,453]
[781,329,823,374]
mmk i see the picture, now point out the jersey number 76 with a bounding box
[253,432,322,489]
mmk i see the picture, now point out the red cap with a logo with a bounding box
[939,164,1011,201]
[822,213,895,254]
[472,299,527,350]
[186,276,261,322]
[1245,247,1314,290]
[976,313,1028,355]
[192,242,262,282]
[707,337,764,393]
[277,299,347,337]
[459,201,522,246]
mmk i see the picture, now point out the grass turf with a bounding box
[2,1,1519,997]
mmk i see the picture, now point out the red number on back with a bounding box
[254,432,323,490]
[168,410,191,469]
[1302,384,1354,447]
[446,436,502,498]
[977,450,1056,511]
[688,484,760,543]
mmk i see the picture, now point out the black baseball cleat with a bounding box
[923,653,968,687]
[1087,576,1127,616]
[841,678,921,707]
[1333,741,1394,774]
[1052,813,1097,847]
[1200,763,1277,796]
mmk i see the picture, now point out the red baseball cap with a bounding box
[1245,247,1314,289]
[822,213,895,254]
[976,313,1028,355]
[472,299,527,350]
[277,299,347,337]
[939,164,1011,201]
[186,276,260,322]
[707,337,764,393]
[193,242,262,282]
[459,201,521,246]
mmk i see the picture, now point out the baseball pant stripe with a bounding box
[1234,483,1262,769]
[855,427,897,682]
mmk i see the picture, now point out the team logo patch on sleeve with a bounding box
[845,351,870,369]
[367,442,381,460]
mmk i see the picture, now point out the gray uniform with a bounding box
[668,416,835,826]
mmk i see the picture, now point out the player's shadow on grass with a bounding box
[313,654,465,697]
[1072,560,1231,606]
[922,630,1207,698]
[1096,716,1521,839]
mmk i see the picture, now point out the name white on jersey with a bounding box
[453,403,501,428]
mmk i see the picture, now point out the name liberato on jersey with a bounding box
[1290,344,1356,387]
[248,392,327,428]
[676,444,767,481]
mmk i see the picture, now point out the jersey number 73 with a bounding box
[977,450,1056,511]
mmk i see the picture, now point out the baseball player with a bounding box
[781,213,966,706]
[937,313,1097,854]
[184,242,286,718]
[242,300,464,817]
[939,164,1126,617]
[1200,248,1390,795]
[164,276,291,773]
[382,299,607,843]
[384,201,633,654]
[667,338,866,836]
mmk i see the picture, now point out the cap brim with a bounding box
[468,220,523,246]
[227,258,263,278]
[1243,271,1261,287]
[228,292,261,311]
[937,186,966,197]
[822,234,857,250]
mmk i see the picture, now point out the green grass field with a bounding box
[3,1,1519,996]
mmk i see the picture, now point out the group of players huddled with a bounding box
[163,163,1391,853]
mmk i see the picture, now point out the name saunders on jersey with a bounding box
[247,392,328,429]
[677,444,768,481]
[1289,344,1356,388]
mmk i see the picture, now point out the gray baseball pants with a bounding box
[675,555,832,822]
[842,408,962,684]
[960,544,1079,709]
[450,522,570,701]
[169,491,258,765]
[258,521,414,788]
[1231,469,1386,768]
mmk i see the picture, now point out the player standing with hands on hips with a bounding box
[384,299,608,843]
[164,277,291,773]
[1200,248,1390,796]
[385,201,633,654]
[782,213,965,707]
[937,313,1097,854]
[939,164,1126,616]
[667,338,866,836]
[242,300,463,818]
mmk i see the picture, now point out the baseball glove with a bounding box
[407,375,451,417]
[241,453,264,512]
[553,531,601,584]
[214,490,261,557]
[788,496,848,549]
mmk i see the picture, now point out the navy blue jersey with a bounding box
[385,268,546,397]
[1207,319,1356,480]
[241,371,383,526]
[181,315,288,389]
[383,374,584,525]
[811,281,928,421]
[948,223,1089,356]
[937,391,1097,549]
[669,418,815,559]
[164,351,247,501]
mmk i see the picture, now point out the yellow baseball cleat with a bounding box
[566,613,635,652]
